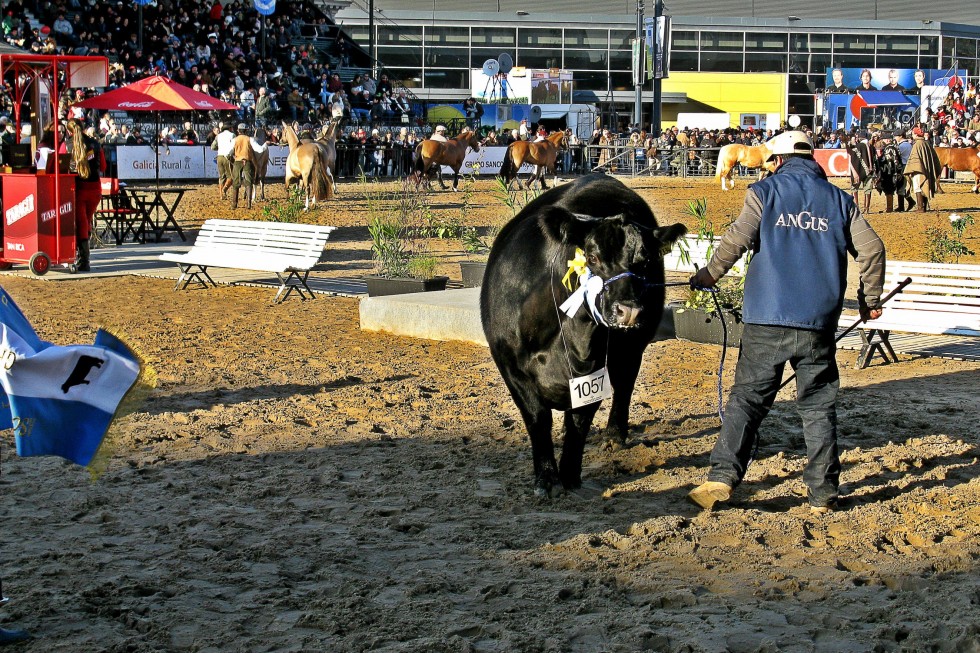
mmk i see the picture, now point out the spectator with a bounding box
[255,86,276,125]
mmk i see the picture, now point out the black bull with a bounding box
[481,174,686,496]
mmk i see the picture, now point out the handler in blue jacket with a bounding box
[687,130,886,515]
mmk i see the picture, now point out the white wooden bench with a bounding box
[663,236,748,276]
[841,260,980,368]
[160,219,337,303]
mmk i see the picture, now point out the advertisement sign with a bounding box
[813,149,850,178]
[2,175,75,262]
[531,69,573,105]
[118,145,290,181]
[824,67,966,95]
[441,146,533,176]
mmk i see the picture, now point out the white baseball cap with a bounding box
[435,125,446,132]
[765,131,814,161]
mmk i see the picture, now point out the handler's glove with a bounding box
[690,267,716,291]
[859,306,883,322]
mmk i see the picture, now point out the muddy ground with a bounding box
[0,174,978,652]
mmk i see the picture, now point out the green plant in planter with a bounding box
[925,213,975,263]
[365,180,441,279]
[680,197,748,320]
[260,185,304,223]
[460,177,542,259]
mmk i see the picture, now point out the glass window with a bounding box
[610,30,633,50]
[956,38,978,60]
[387,69,423,88]
[942,37,955,62]
[610,71,633,91]
[377,46,423,68]
[787,95,815,118]
[808,33,831,52]
[472,49,514,67]
[572,70,609,92]
[423,69,469,89]
[563,29,608,49]
[564,49,608,69]
[874,55,920,70]
[609,50,631,71]
[790,53,832,74]
[833,34,874,53]
[701,32,744,52]
[671,30,698,50]
[788,73,814,95]
[517,49,562,69]
[518,28,562,47]
[378,26,422,45]
[920,36,938,56]
[426,48,468,68]
[834,55,873,70]
[701,52,743,72]
[470,27,515,47]
[877,35,918,53]
[670,51,698,72]
[425,26,469,46]
[746,52,785,73]
[346,26,369,43]
[746,32,786,52]
[790,33,809,52]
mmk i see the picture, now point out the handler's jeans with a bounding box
[707,323,841,507]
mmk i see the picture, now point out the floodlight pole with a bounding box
[633,0,644,130]
[651,0,663,136]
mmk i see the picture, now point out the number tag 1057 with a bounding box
[569,367,613,409]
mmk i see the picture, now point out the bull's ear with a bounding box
[540,206,605,243]
[653,223,687,257]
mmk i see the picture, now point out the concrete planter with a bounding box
[364,275,449,297]
[459,261,488,288]
[671,304,743,346]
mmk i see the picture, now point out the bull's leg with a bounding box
[560,404,601,489]
[500,371,562,496]
[602,345,647,445]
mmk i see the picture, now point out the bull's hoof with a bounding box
[534,478,565,498]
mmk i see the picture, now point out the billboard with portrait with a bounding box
[824,68,966,96]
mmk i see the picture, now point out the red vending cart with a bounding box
[0,173,76,275]
[0,53,108,275]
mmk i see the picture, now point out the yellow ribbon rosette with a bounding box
[561,248,588,291]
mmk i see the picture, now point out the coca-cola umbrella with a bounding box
[74,75,238,187]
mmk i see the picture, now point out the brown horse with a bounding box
[716,143,775,190]
[936,147,980,193]
[282,121,331,209]
[412,129,482,191]
[499,131,567,190]
[251,128,270,202]
[313,119,340,198]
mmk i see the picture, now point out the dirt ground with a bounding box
[0,174,978,652]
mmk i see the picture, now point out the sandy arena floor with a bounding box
[0,174,978,652]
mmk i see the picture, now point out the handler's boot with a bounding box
[916,192,925,212]
[687,481,732,511]
[231,188,239,209]
[885,195,894,213]
[897,194,906,212]
[76,240,91,272]
[244,185,253,209]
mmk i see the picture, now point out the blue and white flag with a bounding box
[0,287,145,468]
[254,0,276,16]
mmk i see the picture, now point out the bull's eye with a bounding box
[587,254,598,266]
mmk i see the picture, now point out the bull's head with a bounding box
[552,211,686,329]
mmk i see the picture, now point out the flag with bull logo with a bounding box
[0,286,154,474]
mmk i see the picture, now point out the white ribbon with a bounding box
[559,270,607,325]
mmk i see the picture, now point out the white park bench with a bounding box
[160,219,337,303]
[841,260,980,368]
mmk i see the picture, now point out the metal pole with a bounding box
[651,0,663,136]
[633,1,644,130]
[369,0,375,74]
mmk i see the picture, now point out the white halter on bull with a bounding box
[557,247,646,326]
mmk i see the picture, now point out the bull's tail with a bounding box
[499,149,515,184]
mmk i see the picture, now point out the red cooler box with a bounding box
[1,173,76,275]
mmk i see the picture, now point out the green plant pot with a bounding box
[364,275,450,297]
[672,305,743,346]
[459,261,488,288]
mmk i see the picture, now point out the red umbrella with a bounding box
[74,74,238,112]
[73,75,239,188]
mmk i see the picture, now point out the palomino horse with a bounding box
[282,121,332,209]
[936,147,980,193]
[716,143,775,190]
[499,131,567,190]
[412,129,482,191]
[251,128,270,202]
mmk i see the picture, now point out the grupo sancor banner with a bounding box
[114,145,532,181]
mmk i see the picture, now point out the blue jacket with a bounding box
[743,157,853,330]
